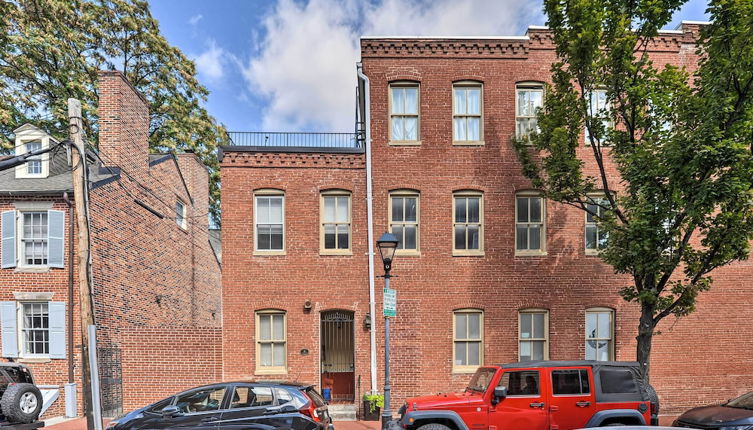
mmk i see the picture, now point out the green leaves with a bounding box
[0,0,228,223]
[519,0,753,359]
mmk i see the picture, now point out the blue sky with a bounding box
[148,0,709,134]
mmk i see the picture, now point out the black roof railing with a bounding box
[227,131,364,149]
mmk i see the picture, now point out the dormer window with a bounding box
[13,124,54,179]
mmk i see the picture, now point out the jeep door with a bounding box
[548,368,594,430]
[488,369,548,430]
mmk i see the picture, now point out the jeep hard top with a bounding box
[392,361,659,430]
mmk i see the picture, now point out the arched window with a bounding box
[453,309,483,372]
[585,307,614,361]
[519,309,549,361]
[453,191,483,255]
[389,82,420,144]
[389,190,419,254]
[515,191,546,255]
[254,189,285,253]
[320,190,351,254]
[256,310,287,374]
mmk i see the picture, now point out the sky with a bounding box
[148,0,710,135]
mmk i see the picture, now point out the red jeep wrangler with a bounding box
[392,361,659,430]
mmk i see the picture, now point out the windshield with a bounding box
[727,391,753,409]
[466,367,497,393]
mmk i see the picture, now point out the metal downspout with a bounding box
[357,62,378,393]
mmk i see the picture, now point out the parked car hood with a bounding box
[406,391,482,410]
[678,404,753,425]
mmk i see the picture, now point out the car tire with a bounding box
[1,383,43,423]
[417,424,452,430]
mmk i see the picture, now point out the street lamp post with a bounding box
[376,232,398,430]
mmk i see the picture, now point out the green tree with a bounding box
[0,0,227,223]
[515,0,753,380]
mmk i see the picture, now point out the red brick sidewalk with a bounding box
[45,417,378,430]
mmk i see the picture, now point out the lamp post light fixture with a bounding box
[376,232,399,430]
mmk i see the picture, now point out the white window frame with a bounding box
[320,191,352,255]
[585,195,609,255]
[585,88,614,145]
[175,200,187,230]
[254,190,285,255]
[17,211,49,268]
[518,309,549,361]
[516,83,545,140]
[515,192,547,256]
[452,309,483,373]
[255,310,287,374]
[585,308,615,361]
[18,301,50,358]
[389,191,420,255]
[389,82,420,145]
[453,191,484,256]
[14,128,52,179]
[452,82,484,145]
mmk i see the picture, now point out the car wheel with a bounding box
[0,383,43,423]
[417,424,452,430]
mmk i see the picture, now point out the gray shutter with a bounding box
[0,302,18,358]
[47,210,65,268]
[48,302,66,359]
[1,211,16,269]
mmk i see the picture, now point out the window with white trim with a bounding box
[175,200,187,230]
[256,311,286,373]
[586,89,613,143]
[453,192,483,254]
[321,192,351,253]
[389,192,419,253]
[585,308,614,361]
[516,84,544,139]
[24,141,43,175]
[585,196,609,253]
[453,83,483,143]
[20,302,49,356]
[519,310,548,361]
[254,192,284,252]
[516,193,546,254]
[389,83,419,143]
[21,212,48,266]
[453,310,483,371]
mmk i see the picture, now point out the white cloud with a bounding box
[194,40,227,83]
[188,14,203,26]
[242,0,544,132]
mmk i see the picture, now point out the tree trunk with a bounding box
[636,303,656,383]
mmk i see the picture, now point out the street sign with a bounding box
[383,287,396,317]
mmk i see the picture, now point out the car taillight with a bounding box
[650,402,658,415]
[299,404,321,422]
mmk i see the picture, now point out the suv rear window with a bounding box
[599,369,638,394]
[552,369,590,395]
[305,388,326,407]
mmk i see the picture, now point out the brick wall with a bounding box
[221,23,753,419]
[118,327,222,411]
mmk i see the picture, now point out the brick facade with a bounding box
[220,22,753,421]
[0,71,222,419]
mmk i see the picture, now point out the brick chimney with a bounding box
[97,70,150,175]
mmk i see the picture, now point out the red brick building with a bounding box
[0,71,222,419]
[220,22,753,422]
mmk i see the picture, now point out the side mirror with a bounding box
[162,405,181,418]
[493,386,508,403]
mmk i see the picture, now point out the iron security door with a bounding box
[321,310,355,402]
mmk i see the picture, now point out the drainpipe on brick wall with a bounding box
[357,63,378,393]
[63,192,74,382]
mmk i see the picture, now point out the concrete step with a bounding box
[328,403,358,421]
